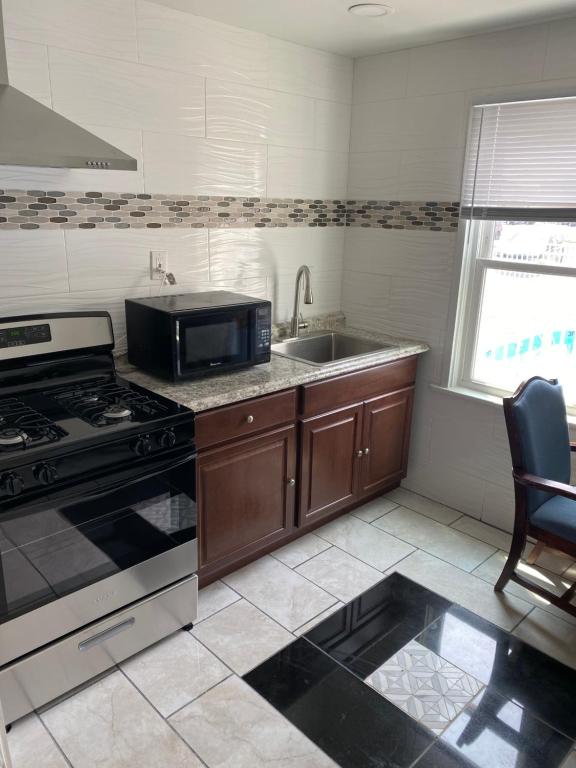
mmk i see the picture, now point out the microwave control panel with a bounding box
[255,305,272,358]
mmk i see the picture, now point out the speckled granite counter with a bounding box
[117,327,429,413]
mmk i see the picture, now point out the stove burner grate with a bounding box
[50,379,168,428]
[0,399,67,451]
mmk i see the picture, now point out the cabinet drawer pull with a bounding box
[356,450,363,458]
[363,447,370,455]
[287,477,296,486]
[246,415,255,424]
[78,617,135,652]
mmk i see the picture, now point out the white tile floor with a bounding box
[4,488,576,767]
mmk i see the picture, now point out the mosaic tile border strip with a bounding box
[346,200,460,232]
[0,191,459,232]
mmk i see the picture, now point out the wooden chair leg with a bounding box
[495,527,526,593]
[525,540,545,565]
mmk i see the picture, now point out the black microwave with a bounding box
[125,291,272,381]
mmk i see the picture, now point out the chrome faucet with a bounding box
[290,265,313,337]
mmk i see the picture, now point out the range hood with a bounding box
[0,3,137,171]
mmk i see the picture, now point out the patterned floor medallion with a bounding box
[365,641,484,734]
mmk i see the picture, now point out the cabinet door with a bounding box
[298,404,363,526]
[197,425,296,574]
[359,387,414,498]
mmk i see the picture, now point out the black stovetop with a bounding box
[0,374,187,458]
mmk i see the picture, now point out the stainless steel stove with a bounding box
[0,312,197,725]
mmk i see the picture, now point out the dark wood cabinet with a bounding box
[197,424,296,580]
[359,388,414,498]
[299,404,363,526]
[196,356,419,584]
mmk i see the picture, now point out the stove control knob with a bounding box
[133,436,153,457]
[0,472,24,496]
[158,429,177,449]
[34,463,59,485]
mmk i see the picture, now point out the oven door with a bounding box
[176,308,253,377]
[0,449,196,667]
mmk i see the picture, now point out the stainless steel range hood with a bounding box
[0,3,137,171]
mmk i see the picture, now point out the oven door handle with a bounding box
[1,449,197,517]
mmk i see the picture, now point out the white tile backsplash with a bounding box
[0,231,69,298]
[268,38,353,103]
[267,146,348,199]
[143,132,268,196]
[206,80,315,148]
[65,230,209,292]
[353,50,410,104]
[5,38,51,107]
[406,24,548,97]
[49,48,205,136]
[351,92,468,153]
[3,0,139,62]
[136,0,269,87]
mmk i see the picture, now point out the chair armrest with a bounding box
[571,443,576,452]
[514,471,576,502]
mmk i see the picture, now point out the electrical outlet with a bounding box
[150,250,168,280]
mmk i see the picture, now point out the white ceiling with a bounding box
[149,0,576,57]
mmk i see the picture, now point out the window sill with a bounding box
[429,383,576,427]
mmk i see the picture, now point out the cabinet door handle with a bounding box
[363,447,370,455]
[246,415,255,424]
[287,478,296,486]
[356,450,363,458]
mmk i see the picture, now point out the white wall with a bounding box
[344,18,576,532]
[0,0,352,341]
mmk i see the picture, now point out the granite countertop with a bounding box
[117,327,429,413]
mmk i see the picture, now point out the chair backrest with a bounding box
[503,377,571,516]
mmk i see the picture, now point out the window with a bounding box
[452,97,576,410]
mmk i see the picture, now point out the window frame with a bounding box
[451,217,576,413]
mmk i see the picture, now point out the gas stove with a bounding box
[0,311,198,727]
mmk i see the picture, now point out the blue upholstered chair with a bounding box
[496,376,576,618]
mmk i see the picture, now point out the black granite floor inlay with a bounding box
[243,573,576,768]
[418,604,576,740]
[304,572,452,679]
[414,688,573,768]
[244,635,435,768]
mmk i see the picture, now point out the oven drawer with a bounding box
[195,389,297,449]
[0,575,197,725]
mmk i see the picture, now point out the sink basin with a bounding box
[272,331,394,367]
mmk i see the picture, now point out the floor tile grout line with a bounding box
[190,606,295,676]
[38,716,74,768]
[38,666,120,762]
[384,492,464,526]
[195,584,306,644]
[303,530,415,574]
[116,666,211,768]
[194,590,242,626]
[221,556,343,626]
[269,540,334,570]
[371,520,497,575]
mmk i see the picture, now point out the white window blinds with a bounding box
[462,96,576,220]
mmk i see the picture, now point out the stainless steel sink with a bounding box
[272,331,394,367]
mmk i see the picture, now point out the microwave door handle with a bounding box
[0,450,197,518]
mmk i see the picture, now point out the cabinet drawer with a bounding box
[300,356,417,417]
[195,389,297,449]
